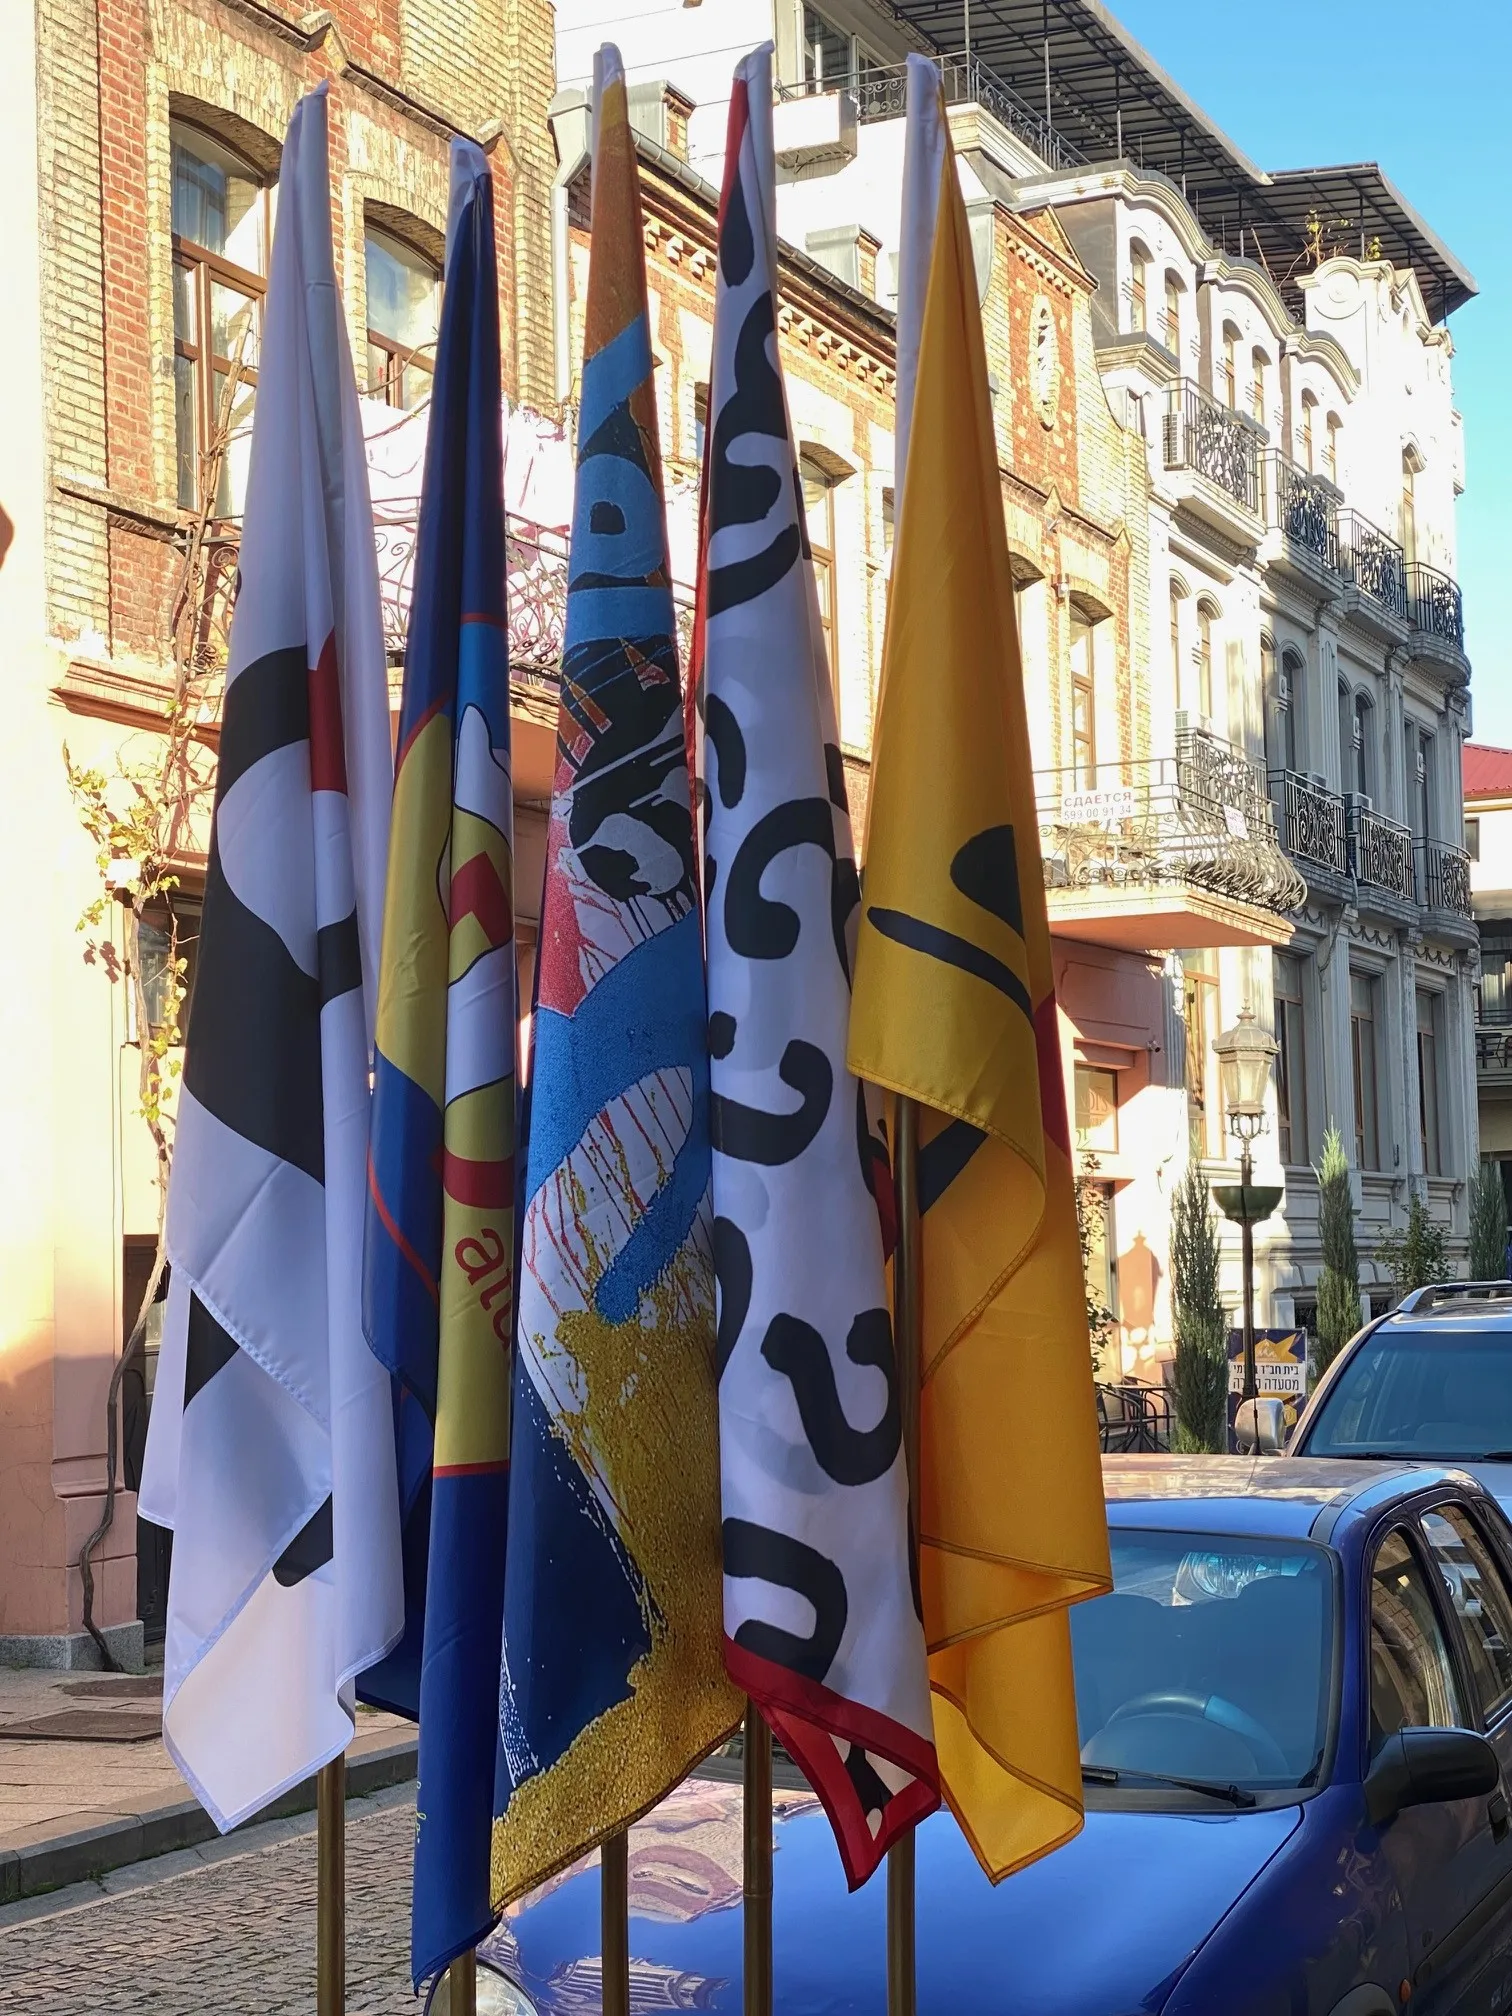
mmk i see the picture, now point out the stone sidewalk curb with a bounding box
[0,1726,416,1904]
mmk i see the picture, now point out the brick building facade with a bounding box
[1,0,555,1664]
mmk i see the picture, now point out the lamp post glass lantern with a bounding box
[1211,1006,1282,1411]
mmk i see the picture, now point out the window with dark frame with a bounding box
[1350,969,1381,1170]
[171,120,270,517]
[1074,1064,1119,1153]
[1274,953,1309,1167]
[365,226,441,411]
[1466,816,1481,861]
[136,893,203,1043]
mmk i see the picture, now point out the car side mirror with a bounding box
[1365,1727,1500,1827]
[1234,1397,1287,1455]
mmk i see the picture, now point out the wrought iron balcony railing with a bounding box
[1260,451,1341,573]
[1270,769,1347,877]
[1162,380,1264,514]
[1405,560,1465,649]
[1346,799,1414,901]
[1035,730,1305,917]
[1415,836,1473,918]
[1338,509,1408,622]
[782,54,1086,168]
[1476,1003,1512,1074]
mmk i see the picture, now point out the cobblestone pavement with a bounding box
[0,1785,419,2014]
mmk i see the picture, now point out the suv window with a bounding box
[1370,1528,1464,1754]
[1304,1326,1512,1461]
[1420,1506,1512,1724]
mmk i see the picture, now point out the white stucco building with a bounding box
[548,0,1479,1366]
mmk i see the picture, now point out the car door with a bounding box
[1366,1523,1495,2012]
[1415,1501,1512,2009]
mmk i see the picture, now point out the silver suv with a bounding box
[1284,1282,1512,1513]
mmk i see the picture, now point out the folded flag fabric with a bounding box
[694,44,938,1889]
[137,82,402,1833]
[360,139,517,1988]
[847,53,1112,1884]
[491,42,740,1908]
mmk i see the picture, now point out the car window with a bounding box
[1370,1528,1465,1754]
[1071,1528,1333,1791]
[1419,1506,1512,1724]
[1304,1326,1512,1460]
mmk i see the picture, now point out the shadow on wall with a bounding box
[1118,1229,1162,1376]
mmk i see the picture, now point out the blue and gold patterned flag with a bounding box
[491,44,739,1908]
[360,140,518,1987]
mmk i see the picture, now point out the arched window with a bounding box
[1351,690,1374,800]
[1299,390,1318,473]
[1221,322,1240,410]
[1129,240,1149,334]
[1195,599,1218,718]
[1163,271,1183,355]
[1069,602,1098,786]
[1325,413,1342,485]
[1400,447,1421,564]
[1169,578,1187,696]
[1251,348,1269,428]
[170,117,272,514]
[1264,640,1301,774]
[365,225,442,409]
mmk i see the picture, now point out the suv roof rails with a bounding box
[1396,1281,1512,1315]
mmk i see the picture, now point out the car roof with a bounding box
[1101,1454,1470,1540]
[1372,1303,1512,1335]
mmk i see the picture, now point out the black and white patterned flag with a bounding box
[695,44,939,1886]
[138,85,402,1831]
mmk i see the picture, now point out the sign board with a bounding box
[1061,786,1136,827]
[1226,1327,1308,1449]
[1223,805,1250,840]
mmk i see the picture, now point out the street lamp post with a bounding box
[1211,1006,1283,1412]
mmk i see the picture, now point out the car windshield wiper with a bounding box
[1082,1763,1257,1808]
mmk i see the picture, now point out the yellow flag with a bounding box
[847,59,1111,1883]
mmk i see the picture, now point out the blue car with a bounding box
[477,1457,1512,2016]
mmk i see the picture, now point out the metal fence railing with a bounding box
[1162,379,1263,514]
[1405,560,1465,648]
[1338,509,1408,622]
[1270,768,1347,877]
[1414,836,1472,917]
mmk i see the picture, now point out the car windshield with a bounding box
[1071,1527,1334,1794]
[1304,1327,1512,1460]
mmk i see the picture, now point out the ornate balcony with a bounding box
[1338,510,1408,626]
[843,55,1085,168]
[1035,728,1305,952]
[1475,1006,1512,1083]
[1347,801,1414,903]
[1270,769,1348,879]
[1161,379,1264,534]
[1405,560,1466,651]
[1260,451,1341,577]
[1415,837,1473,920]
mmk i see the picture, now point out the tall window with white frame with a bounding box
[1273,953,1309,1167]
[1069,605,1097,787]
[1299,390,1318,474]
[1262,636,1296,775]
[1352,692,1374,801]
[1169,581,1185,708]
[800,453,838,706]
[1251,348,1268,429]
[1194,599,1217,719]
[1400,449,1419,566]
[1129,243,1148,334]
[1410,724,1435,841]
[1325,413,1342,485]
[171,119,271,517]
[1163,271,1182,356]
[1184,952,1221,1160]
[365,226,441,410]
[1221,323,1239,410]
[1350,970,1381,1171]
[1416,988,1443,1177]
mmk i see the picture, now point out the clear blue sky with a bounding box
[1114,0,1511,747]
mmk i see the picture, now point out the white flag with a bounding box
[696,44,938,1888]
[138,83,402,1832]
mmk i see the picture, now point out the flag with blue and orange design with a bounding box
[490,44,739,1910]
[359,138,518,1990]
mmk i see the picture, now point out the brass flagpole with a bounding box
[743,1701,773,2016]
[316,1756,346,2016]
[887,1095,922,2016]
[602,1828,630,2016]
[446,1950,476,2015]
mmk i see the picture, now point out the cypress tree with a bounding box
[1170,1160,1228,1453]
[1468,1160,1509,1283]
[1314,1125,1361,1381]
